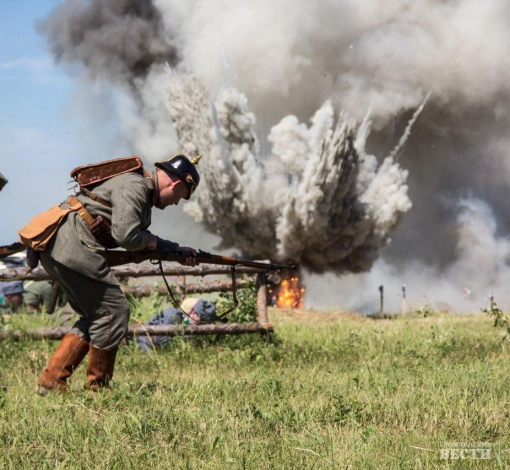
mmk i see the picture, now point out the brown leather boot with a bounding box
[37,333,89,394]
[84,345,118,390]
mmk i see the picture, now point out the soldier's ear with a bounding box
[174,178,190,198]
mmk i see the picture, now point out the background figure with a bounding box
[0,171,7,192]
[0,281,24,311]
[137,298,216,352]
[23,280,65,312]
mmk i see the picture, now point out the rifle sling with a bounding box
[214,266,239,321]
[157,260,193,323]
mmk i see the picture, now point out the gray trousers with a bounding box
[40,253,130,349]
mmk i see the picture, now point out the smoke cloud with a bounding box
[37,0,510,311]
[38,0,179,85]
[167,75,412,272]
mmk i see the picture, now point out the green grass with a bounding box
[0,305,509,469]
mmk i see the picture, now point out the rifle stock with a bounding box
[0,242,26,259]
[104,249,296,272]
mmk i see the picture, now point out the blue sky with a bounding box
[0,0,83,245]
[0,0,214,251]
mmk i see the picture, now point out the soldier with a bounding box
[137,298,216,352]
[0,281,24,311]
[34,155,200,394]
[0,171,8,192]
[23,280,65,312]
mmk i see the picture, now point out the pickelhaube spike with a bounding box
[190,155,202,165]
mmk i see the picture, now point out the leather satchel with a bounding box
[18,205,73,252]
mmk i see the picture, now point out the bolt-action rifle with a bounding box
[104,248,295,271]
[104,248,296,321]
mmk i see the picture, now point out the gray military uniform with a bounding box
[23,280,57,309]
[40,171,155,349]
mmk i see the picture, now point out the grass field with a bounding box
[0,303,509,469]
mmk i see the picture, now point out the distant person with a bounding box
[137,298,216,352]
[0,281,24,311]
[0,279,64,313]
[54,303,79,327]
[0,171,8,192]
[23,280,65,312]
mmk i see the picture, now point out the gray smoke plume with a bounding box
[37,0,510,310]
[167,74,412,273]
[37,0,181,161]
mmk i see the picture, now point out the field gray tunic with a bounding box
[39,170,156,348]
[49,171,154,284]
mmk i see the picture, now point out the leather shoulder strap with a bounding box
[80,188,112,208]
[68,196,96,225]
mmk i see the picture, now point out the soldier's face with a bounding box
[189,309,201,324]
[157,171,190,208]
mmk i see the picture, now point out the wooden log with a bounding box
[0,322,274,341]
[122,279,253,297]
[0,263,266,281]
[256,272,268,323]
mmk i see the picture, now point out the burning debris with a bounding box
[167,74,413,275]
[267,272,305,309]
[276,275,305,309]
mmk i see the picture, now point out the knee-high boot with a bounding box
[84,345,118,390]
[37,333,89,394]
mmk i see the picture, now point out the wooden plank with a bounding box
[122,279,252,297]
[0,263,266,281]
[0,322,274,341]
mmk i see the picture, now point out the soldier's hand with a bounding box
[176,246,198,266]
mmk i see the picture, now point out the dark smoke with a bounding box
[37,0,180,87]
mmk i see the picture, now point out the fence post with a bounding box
[379,285,384,316]
[401,285,407,315]
[256,272,268,323]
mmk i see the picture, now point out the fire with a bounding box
[276,275,305,309]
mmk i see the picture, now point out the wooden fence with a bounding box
[0,262,271,340]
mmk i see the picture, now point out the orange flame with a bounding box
[276,276,305,308]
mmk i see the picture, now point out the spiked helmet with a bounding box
[155,154,201,200]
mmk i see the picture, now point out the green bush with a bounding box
[215,279,258,323]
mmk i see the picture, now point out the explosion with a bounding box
[166,74,413,275]
[34,0,510,310]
